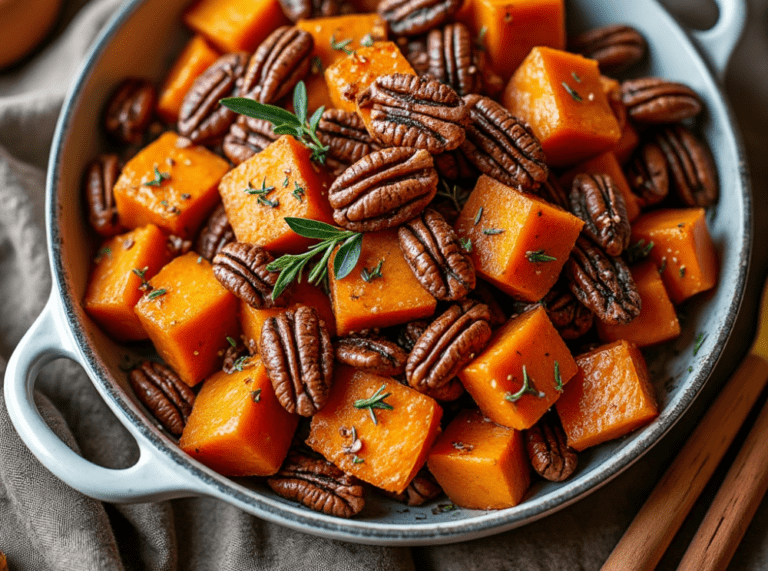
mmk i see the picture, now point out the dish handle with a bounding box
[688,0,746,81]
[4,292,205,503]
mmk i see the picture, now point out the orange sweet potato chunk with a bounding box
[113,132,230,238]
[631,208,718,304]
[297,14,388,70]
[454,175,583,301]
[325,42,416,113]
[240,280,336,353]
[597,260,681,347]
[560,151,641,222]
[180,357,298,476]
[183,0,290,53]
[84,225,172,341]
[459,306,578,430]
[613,120,640,165]
[157,35,221,124]
[218,136,334,254]
[556,340,658,451]
[135,253,240,386]
[427,409,530,509]
[475,0,565,81]
[328,229,436,336]
[503,46,621,167]
[307,366,443,493]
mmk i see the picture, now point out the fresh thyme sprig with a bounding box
[361,260,384,283]
[267,218,363,299]
[143,166,170,187]
[354,384,394,425]
[331,33,354,55]
[221,81,329,163]
[505,366,545,402]
[526,249,556,263]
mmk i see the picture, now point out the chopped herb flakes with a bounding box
[474,207,483,226]
[360,33,374,47]
[352,455,365,464]
[227,336,237,348]
[331,34,354,55]
[693,332,707,356]
[571,71,581,83]
[526,249,556,263]
[143,166,170,187]
[483,228,504,235]
[251,388,262,402]
[561,82,583,102]
[147,288,167,300]
[432,503,459,514]
[554,361,563,392]
[361,260,384,283]
[459,237,472,253]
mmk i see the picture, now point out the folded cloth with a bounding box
[0,1,766,570]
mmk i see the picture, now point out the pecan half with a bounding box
[569,25,647,75]
[537,173,570,211]
[406,300,492,390]
[104,78,157,144]
[166,235,193,257]
[526,412,578,482]
[655,124,718,207]
[460,94,548,191]
[426,23,481,96]
[178,52,248,144]
[399,208,475,300]
[539,282,594,340]
[212,242,285,309]
[223,116,278,166]
[317,109,382,177]
[85,154,123,236]
[358,74,469,154]
[268,453,365,517]
[241,27,313,105]
[378,0,462,37]
[329,146,438,232]
[565,236,641,325]
[420,377,465,401]
[195,204,235,261]
[278,0,340,22]
[261,305,334,416]
[335,336,408,376]
[397,320,430,352]
[626,141,669,208]
[621,77,702,124]
[398,36,430,76]
[384,468,443,505]
[570,173,631,257]
[433,149,476,182]
[468,281,507,328]
[129,361,195,436]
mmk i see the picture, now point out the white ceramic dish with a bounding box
[4,0,751,545]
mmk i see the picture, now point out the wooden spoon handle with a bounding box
[600,353,768,571]
[676,390,768,571]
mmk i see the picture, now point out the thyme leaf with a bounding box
[526,249,556,263]
[354,384,394,425]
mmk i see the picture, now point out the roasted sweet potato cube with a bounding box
[631,208,718,304]
[454,175,583,301]
[84,225,173,341]
[325,42,416,114]
[556,340,658,451]
[427,409,530,510]
[240,280,336,353]
[613,120,640,165]
[113,132,230,238]
[218,136,334,254]
[474,0,565,81]
[597,260,681,347]
[135,253,240,386]
[297,14,388,70]
[459,306,579,430]
[180,357,298,476]
[328,228,437,336]
[560,151,641,222]
[157,35,221,124]
[503,46,621,167]
[307,366,442,493]
[183,0,290,53]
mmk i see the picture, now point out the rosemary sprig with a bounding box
[266,218,363,299]
[221,81,329,163]
[354,384,394,425]
[331,33,354,55]
[526,249,556,263]
[561,82,583,102]
[505,366,545,402]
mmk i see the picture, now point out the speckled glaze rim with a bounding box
[43,0,752,545]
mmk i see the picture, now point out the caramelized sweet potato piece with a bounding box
[180,357,298,476]
[307,365,442,493]
[459,306,579,430]
[630,208,718,304]
[135,253,240,386]
[454,175,583,302]
[84,225,172,341]
[597,260,681,347]
[556,340,658,451]
[297,14,388,70]
[427,409,530,509]
[503,46,621,167]
[113,132,230,238]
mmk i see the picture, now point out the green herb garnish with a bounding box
[459,237,472,253]
[147,288,167,300]
[432,503,459,514]
[221,81,329,163]
[626,239,654,264]
[233,355,249,373]
[571,71,582,83]
[283,175,290,187]
[554,361,563,392]
[679,266,687,278]
[331,33,354,55]
[474,207,483,226]
[352,455,365,464]
[361,260,384,283]
[251,388,262,402]
[143,166,170,187]
[693,333,707,356]
[354,384,394,425]
[267,218,363,299]
[483,228,504,235]
[292,181,305,202]
[505,366,545,403]
[561,82,583,102]
[227,336,237,348]
[526,249,556,262]
[360,33,374,47]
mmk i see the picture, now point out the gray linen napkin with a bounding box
[0,1,766,570]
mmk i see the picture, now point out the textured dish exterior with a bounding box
[45,0,750,544]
